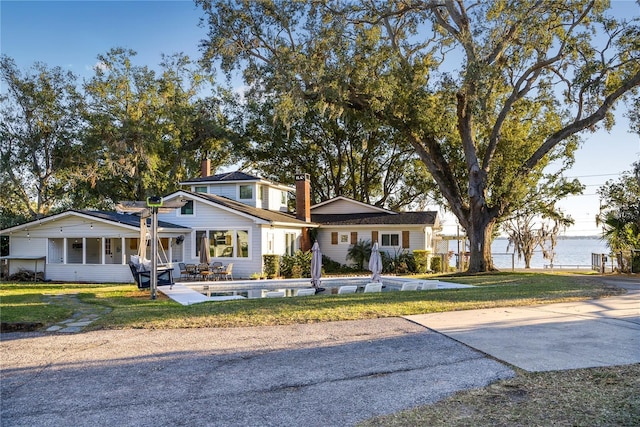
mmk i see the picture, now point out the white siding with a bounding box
[317,226,429,266]
[158,200,264,279]
[312,199,385,214]
[206,183,237,200]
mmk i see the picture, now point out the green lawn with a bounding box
[0,272,624,331]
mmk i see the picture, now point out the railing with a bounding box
[543,264,591,270]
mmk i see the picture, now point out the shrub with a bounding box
[381,249,417,274]
[280,250,312,278]
[430,256,442,273]
[322,255,346,273]
[263,254,281,278]
[413,250,429,273]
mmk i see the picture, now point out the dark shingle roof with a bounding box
[311,211,437,226]
[181,171,263,184]
[77,210,188,229]
[187,192,312,225]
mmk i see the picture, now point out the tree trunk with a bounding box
[466,210,497,273]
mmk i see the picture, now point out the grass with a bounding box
[1,272,636,425]
[359,364,640,426]
[0,272,624,330]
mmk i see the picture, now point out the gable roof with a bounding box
[169,191,316,227]
[1,210,188,233]
[311,196,394,214]
[312,211,437,226]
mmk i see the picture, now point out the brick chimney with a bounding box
[295,173,311,222]
[201,159,211,177]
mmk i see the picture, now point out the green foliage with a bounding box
[237,97,437,210]
[430,257,443,274]
[0,55,89,220]
[597,162,640,252]
[346,239,372,270]
[280,250,312,278]
[83,48,234,202]
[413,250,430,274]
[381,249,417,274]
[321,255,350,274]
[262,254,281,278]
[197,0,640,273]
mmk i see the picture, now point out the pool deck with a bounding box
[159,277,473,306]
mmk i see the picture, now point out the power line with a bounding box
[564,173,622,179]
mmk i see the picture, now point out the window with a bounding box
[239,185,253,199]
[281,191,287,205]
[180,200,194,215]
[381,233,399,247]
[196,229,250,259]
[338,232,350,245]
[194,186,207,193]
[285,233,296,256]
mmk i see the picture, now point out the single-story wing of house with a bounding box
[1,163,441,283]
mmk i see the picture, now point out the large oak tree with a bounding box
[0,56,88,226]
[197,0,640,272]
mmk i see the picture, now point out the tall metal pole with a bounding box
[150,207,158,300]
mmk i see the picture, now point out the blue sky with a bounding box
[1,0,639,235]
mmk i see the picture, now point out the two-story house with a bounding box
[1,160,440,282]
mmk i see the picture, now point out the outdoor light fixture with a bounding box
[146,196,163,207]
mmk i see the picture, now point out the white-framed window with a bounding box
[338,232,350,245]
[239,184,253,199]
[285,232,297,256]
[194,186,207,193]
[381,233,399,247]
[195,229,250,259]
[180,200,194,215]
[281,191,287,205]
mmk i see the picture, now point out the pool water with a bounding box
[184,276,471,299]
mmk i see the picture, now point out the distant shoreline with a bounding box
[494,235,603,240]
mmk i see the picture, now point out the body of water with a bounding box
[449,237,610,270]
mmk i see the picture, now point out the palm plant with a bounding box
[346,239,372,271]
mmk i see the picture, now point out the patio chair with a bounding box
[265,291,285,298]
[179,263,188,279]
[296,288,316,296]
[216,263,233,280]
[337,285,357,294]
[198,263,213,281]
[400,282,419,291]
[419,281,438,290]
[364,283,382,293]
[185,264,198,280]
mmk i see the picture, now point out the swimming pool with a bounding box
[180,276,473,299]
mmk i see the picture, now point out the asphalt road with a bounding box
[1,318,514,427]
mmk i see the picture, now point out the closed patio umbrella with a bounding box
[310,241,325,293]
[368,242,383,283]
[199,235,211,265]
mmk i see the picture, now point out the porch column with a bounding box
[121,237,126,264]
[82,238,86,264]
